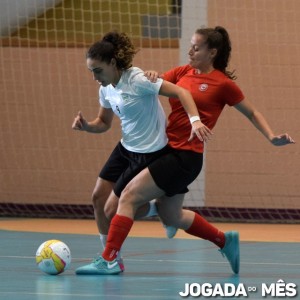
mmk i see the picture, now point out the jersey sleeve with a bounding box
[99,86,111,108]
[222,79,245,106]
[131,71,163,96]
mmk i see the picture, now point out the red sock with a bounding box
[185,213,225,248]
[102,214,133,261]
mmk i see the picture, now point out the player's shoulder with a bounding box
[121,67,145,83]
[211,70,236,85]
[125,66,144,77]
[211,70,243,99]
[163,64,193,83]
[172,64,193,75]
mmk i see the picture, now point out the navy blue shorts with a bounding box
[99,142,170,197]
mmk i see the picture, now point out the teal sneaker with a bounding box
[163,224,178,239]
[75,256,122,275]
[219,231,240,274]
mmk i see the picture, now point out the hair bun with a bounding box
[102,31,119,46]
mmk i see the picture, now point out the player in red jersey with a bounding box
[76,26,295,275]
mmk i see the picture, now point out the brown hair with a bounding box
[86,31,137,70]
[196,26,236,80]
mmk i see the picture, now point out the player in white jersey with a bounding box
[99,66,167,153]
[72,31,212,271]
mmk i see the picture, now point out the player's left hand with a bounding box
[188,120,213,142]
[270,133,295,146]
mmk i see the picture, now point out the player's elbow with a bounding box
[97,117,111,132]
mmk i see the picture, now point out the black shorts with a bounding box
[148,148,203,197]
[99,142,170,197]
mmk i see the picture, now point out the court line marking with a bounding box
[1,255,299,266]
[0,291,171,298]
[126,258,300,267]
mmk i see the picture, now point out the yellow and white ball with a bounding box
[36,240,71,275]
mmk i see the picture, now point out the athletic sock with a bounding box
[145,200,158,217]
[99,234,107,249]
[185,212,225,248]
[102,214,133,261]
[100,233,123,260]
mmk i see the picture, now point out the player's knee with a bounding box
[119,184,142,208]
[91,192,106,215]
[91,192,99,208]
[104,203,117,220]
[120,184,138,204]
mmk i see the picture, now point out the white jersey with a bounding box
[99,67,168,153]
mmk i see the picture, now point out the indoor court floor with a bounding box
[0,219,299,300]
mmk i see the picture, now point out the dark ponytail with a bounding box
[196,26,236,80]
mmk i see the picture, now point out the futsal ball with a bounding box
[36,240,71,275]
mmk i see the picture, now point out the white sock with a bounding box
[145,200,158,217]
[99,234,107,249]
[100,233,122,260]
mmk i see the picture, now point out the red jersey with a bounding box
[163,65,244,153]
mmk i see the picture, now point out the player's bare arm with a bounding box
[234,99,295,146]
[72,106,114,133]
[159,80,213,142]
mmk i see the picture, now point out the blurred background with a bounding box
[0,0,299,222]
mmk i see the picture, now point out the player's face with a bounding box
[188,34,216,70]
[86,58,117,87]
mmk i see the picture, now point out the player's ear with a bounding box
[111,58,117,67]
[210,48,217,59]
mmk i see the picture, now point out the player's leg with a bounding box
[105,197,154,220]
[157,194,225,241]
[75,166,164,275]
[78,179,126,275]
[93,143,129,253]
[76,146,169,275]
[91,178,126,264]
[92,177,114,236]
[146,147,239,274]
[79,150,200,274]
[157,195,240,274]
[77,149,239,274]
[105,145,171,223]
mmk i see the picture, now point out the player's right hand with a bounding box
[188,120,213,143]
[144,70,159,83]
[72,111,88,131]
